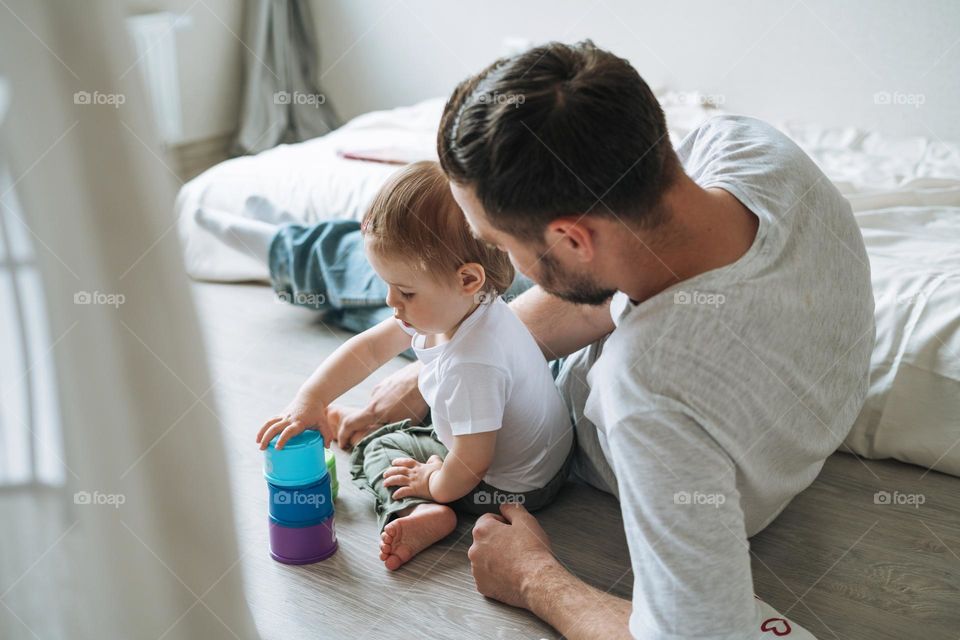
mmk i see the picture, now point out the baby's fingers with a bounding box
[391,458,416,468]
[392,487,412,500]
[382,466,409,479]
[274,423,303,450]
[256,416,284,443]
[258,419,290,450]
[382,474,410,488]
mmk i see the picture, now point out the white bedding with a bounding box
[175,96,960,476]
[848,190,960,477]
[176,99,445,282]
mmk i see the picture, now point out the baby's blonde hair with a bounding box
[361,160,514,295]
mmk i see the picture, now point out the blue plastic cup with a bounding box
[267,474,334,525]
[263,430,327,487]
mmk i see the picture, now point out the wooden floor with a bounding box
[192,282,960,640]
[5,278,948,639]
[4,280,956,639]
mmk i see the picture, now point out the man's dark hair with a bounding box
[438,40,679,240]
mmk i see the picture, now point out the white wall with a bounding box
[312,0,960,142]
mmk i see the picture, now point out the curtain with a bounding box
[234,0,340,154]
[0,1,259,637]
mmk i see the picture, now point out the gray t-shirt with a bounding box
[579,115,875,638]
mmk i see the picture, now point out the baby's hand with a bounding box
[256,396,332,450]
[382,455,443,500]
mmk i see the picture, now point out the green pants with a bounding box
[350,420,573,532]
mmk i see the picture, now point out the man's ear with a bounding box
[457,263,487,296]
[545,216,596,262]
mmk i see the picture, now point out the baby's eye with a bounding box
[400,292,415,300]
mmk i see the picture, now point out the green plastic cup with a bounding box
[325,447,339,500]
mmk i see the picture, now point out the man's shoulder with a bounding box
[679,114,791,153]
[677,114,813,182]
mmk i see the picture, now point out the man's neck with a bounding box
[612,174,759,304]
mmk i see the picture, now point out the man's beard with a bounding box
[536,251,615,306]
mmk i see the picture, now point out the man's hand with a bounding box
[336,361,428,449]
[469,504,634,639]
[468,503,559,609]
[382,455,443,500]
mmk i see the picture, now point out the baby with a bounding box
[256,161,574,570]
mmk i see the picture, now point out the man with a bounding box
[337,41,874,639]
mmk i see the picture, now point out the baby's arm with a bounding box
[384,431,497,503]
[429,432,497,502]
[299,317,410,404]
[257,317,410,448]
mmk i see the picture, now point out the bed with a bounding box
[176,93,960,481]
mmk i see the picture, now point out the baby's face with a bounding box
[366,244,474,336]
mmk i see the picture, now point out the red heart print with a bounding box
[760,618,792,636]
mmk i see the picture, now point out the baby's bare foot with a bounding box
[379,503,457,571]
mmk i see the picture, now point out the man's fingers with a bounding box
[498,502,530,523]
[474,512,508,534]
[335,423,356,450]
[499,503,552,549]
[318,422,336,448]
[336,410,366,434]
[337,410,378,450]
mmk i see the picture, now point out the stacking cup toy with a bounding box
[268,474,334,525]
[263,431,327,487]
[268,515,338,564]
[325,447,339,500]
[263,431,338,563]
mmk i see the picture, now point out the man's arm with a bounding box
[526,564,633,639]
[508,285,615,360]
[469,504,632,639]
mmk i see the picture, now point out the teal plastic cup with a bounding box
[263,431,327,487]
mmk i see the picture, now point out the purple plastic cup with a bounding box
[268,515,338,564]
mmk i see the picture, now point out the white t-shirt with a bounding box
[578,115,874,638]
[399,297,573,492]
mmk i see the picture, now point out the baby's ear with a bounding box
[458,262,486,294]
